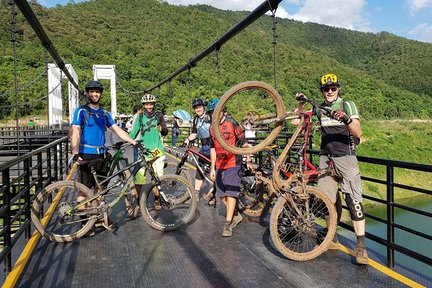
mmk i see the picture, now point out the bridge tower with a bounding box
[93,65,117,117]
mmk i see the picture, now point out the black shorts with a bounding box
[78,153,107,189]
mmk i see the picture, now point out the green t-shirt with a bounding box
[129,112,165,157]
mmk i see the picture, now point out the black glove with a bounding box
[114,141,125,148]
[72,154,80,162]
[330,110,353,125]
[295,92,307,104]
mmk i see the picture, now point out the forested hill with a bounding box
[1,0,432,120]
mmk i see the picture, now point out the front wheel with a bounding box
[139,174,197,231]
[31,181,98,242]
[212,81,286,155]
[121,170,139,219]
[269,186,337,261]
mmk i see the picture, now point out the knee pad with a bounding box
[345,194,365,221]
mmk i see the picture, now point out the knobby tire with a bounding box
[31,181,97,242]
[212,81,285,155]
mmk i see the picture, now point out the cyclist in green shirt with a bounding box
[129,94,168,210]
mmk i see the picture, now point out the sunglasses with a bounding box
[322,87,338,92]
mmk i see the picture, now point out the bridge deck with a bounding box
[15,156,413,288]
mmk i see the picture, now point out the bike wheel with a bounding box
[121,170,139,219]
[212,81,286,155]
[269,186,337,261]
[31,181,98,242]
[139,174,197,231]
[237,176,266,217]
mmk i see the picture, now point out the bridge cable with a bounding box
[269,4,278,89]
[142,0,283,94]
[9,0,21,158]
[13,0,84,96]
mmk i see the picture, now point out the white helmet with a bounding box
[141,93,156,103]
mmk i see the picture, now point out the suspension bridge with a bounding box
[1,0,431,287]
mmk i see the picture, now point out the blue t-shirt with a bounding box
[72,105,115,154]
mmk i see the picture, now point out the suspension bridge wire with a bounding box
[0,71,46,98]
[116,79,146,95]
[143,0,282,94]
[0,82,61,109]
[13,0,83,95]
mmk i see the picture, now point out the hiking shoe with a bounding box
[327,239,340,251]
[231,213,243,229]
[222,222,232,237]
[355,247,369,265]
[153,200,161,211]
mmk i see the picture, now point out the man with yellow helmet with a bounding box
[295,73,368,265]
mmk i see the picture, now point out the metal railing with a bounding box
[0,136,70,275]
[0,133,431,277]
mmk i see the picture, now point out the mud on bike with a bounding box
[170,141,261,207]
[211,81,338,261]
[31,141,197,243]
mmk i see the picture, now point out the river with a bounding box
[338,195,431,280]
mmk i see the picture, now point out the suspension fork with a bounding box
[176,150,189,175]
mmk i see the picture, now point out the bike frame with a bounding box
[74,143,164,213]
[176,143,213,186]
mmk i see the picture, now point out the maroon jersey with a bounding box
[210,116,246,170]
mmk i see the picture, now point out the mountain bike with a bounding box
[31,141,197,243]
[211,81,337,261]
[171,141,262,208]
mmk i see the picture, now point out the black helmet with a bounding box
[85,80,104,92]
[192,98,205,108]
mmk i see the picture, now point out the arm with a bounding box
[71,125,81,155]
[110,125,137,145]
[157,113,168,136]
[210,147,217,182]
[129,114,140,139]
[347,118,362,138]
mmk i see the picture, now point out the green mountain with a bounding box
[1,0,432,119]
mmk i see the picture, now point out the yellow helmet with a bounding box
[319,73,340,88]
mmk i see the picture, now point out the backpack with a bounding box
[80,104,109,130]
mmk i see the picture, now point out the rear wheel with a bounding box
[212,81,286,155]
[31,181,97,242]
[139,174,197,231]
[269,186,337,261]
[237,175,266,217]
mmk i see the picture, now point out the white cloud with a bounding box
[288,0,370,31]
[408,23,432,42]
[406,0,432,14]
[165,0,370,32]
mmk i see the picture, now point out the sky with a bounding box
[39,0,432,43]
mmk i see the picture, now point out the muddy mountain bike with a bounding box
[211,81,337,261]
[31,141,197,243]
[171,141,262,208]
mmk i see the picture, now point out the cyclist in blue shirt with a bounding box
[71,80,136,195]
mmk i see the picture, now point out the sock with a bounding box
[357,235,365,248]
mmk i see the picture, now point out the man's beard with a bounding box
[88,98,100,105]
